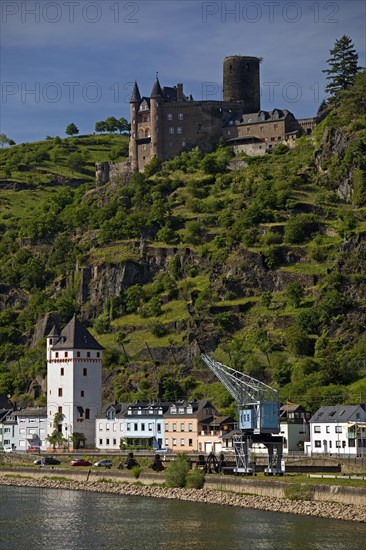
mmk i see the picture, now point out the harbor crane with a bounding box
[201,354,284,475]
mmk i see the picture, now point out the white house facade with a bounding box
[96,403,127,451]
[47,315,103,449]
[306,405,366,457]
[14,407,47,451]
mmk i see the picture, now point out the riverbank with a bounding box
[1,474,365,523]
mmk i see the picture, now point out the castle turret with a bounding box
[223,55,261,113]
[150,75,164,160]
[129,81,141,171]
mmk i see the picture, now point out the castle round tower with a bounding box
[129,81,141,172]
[150,75,164,161]
[223,55,261,113]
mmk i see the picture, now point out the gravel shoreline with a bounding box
[1,475,365,523]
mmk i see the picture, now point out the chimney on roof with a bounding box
[177,83,183,101]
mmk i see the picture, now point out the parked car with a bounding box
[93,459,112,468]
[3,446,15,453]
[33,457,61,465]
[70,458,92,466]
[26,446,40,453]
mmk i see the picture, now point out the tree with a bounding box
[117,117,130,134]
[46,412,66,450]
[68,152,85,174]
[95,121,107,134]
[0,134,10,147]
[65,122,79,137]
[323,35,360,99]
[105,116,118,133]
[285,282,304,308]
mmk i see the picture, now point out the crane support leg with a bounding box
[233,435,253,475]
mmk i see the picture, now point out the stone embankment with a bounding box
[1,475,365,523]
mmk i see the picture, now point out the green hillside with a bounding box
[0,71,366,416]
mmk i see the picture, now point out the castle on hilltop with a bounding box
[129,56,314,172]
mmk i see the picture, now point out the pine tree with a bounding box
[323,35,360,99]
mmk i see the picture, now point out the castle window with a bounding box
[85,408,90,420]
[274,124,278,130]
[178,113,184,120]
[97,352,100,358]
[83,368,87,376]
[87,352,90,358]
[77,351,80,357]
[55,352,59,358]
[169,127,174,134]
[177,127,182,134]
[247,127,251,134]
[64,352,68,358]
[58,388,62,397]
[167,113,173,120]
[260,126,264,132]
[60,368,64,376]
[182,140,186,147]
[81,390,84,397]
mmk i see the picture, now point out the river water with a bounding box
[0,486,365,550]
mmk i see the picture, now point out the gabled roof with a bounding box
[51,315,103,351]
[310,405,366,423]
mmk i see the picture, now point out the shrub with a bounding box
[131,466,141,479]
[284,483,314,501]
[148,319,168,337]
[186,469,205,489]
[164,453,191,488]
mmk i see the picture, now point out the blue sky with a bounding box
[1,0,365,144]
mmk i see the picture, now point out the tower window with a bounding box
[58,388,63,397]
[81,390,84,397]
[83,368,87,376]
[97,352,100,358]
[60,368,64,376]
[87,352,90,358]
[58,406,62,414]
[64,352,68,358]
[77,351,80,357]
[85,408,90,420]
[55,352,59,358]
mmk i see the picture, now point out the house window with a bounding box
[335,426,342,433]
[113,439,116,445]
[177,127,182,134]
[165,438,169,446]
[187,407,193,414]
[99,424,103,431]
[188,423,192,432]
[127,423,131,431]
[329,441,332,448]
[97,352,100,358]
[180,438,185,446]
[336,441,341,448]
[99,439,103,445]
[182,140,186,147]
[188,439,193,446]
[326,426,330,433]
[178,113,184,120]
[227,130,231,136]
[170,407,176,414]
[55,352,59,358]
[83,368,87,376]
[172,438,177,446]
[148,423,153,431]
[81,391,84,397]
[169,127,174,134]
[180,423,184,432]
[106,438,110,445]
[141,423,145,431]
[65,352,68,358]
[167,113,173,120]
[60,368,64,376]
[314,440,321,448]
[134,423,138,431]
[157,423,161,432]
[85,409,90,420]
[349,439,355,447]
[314,426,321,433]
[58,406,62,414]
[58,388,62,397]
[173,423,177,432]
[106,423,110,431]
